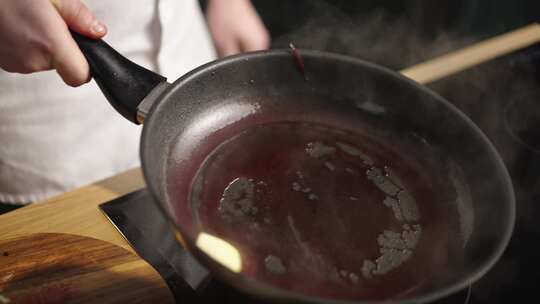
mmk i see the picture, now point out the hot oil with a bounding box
[187,121,464,300]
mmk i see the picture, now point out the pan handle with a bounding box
[71,31,167,124]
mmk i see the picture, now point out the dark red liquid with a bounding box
[187,122,464,301]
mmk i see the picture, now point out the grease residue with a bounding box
[185,121,465,301]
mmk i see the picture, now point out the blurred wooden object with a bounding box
[0,168,145,251]
[400,23,540,84]
[0,233,174,303]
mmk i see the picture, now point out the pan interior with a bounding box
[165,92,472,301]
[143,51,513,303]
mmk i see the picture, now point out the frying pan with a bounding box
[71,32,515,303]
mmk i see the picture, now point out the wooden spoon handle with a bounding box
[400,23,540,84]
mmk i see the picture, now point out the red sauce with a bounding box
[174,121,464,301]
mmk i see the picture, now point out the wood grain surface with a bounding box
[0,233,174,304]
[0,168,145,252]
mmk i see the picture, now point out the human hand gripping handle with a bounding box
[60,0,167,124]
[59,0,168,124]
[0,0,166,123]
[0,0,105,86]
[70,32,167,124]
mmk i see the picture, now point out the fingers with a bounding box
[52,0,107,38]
[217,41,241,57]
[237,1,270,52]
[226,25,269,56]
[212,22,270,57]
[51,30,91,86]
[206,0,270,57]
[51,0,106,86]
[221,29,269,57]
[0,0,102,86]
[238,27,270,52]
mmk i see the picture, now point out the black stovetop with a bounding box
[101,43,540,303]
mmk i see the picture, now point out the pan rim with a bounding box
[140,49,516,304]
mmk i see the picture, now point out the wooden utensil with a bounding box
[401,23,540,84]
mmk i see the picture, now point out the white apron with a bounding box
[0,0,216,203]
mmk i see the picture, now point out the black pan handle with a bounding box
[71,31,167,124]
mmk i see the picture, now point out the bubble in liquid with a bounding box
[384,166,405,189]
[265,255,287,274]
[362,225,422,278]
[185,121,462,300]
[336,142,374,165]
[218,177,258,218]
[325,161,336,171]
[373,248,413,275]
[383,196,404,221]
[397,190,420,222]
[366,167,401,196]
[349,272,360,283]
[306,141,336,158]
[361,260,376,279]
[402,225,422,249]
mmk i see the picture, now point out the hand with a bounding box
[0,0,107,86]
[206,0,270,57]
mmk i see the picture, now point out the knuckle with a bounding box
[66,0,94,27]
[25,29,57,57]
[25,42,55,72]
[22,57,51,73]
[35,37,55,56]
[68,0,84,21]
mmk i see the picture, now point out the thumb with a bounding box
[51,0,107,38]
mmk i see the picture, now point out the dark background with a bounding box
[196,1,540,303]
[251,0,540,39]
[202,0,540,69]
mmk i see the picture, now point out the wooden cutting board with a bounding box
[0,233,174,304]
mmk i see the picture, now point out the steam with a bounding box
[272,1,476,70]
[269,2,540,302]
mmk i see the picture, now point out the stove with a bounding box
[100,43,540,303]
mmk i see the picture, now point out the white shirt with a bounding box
[0,0,216,203]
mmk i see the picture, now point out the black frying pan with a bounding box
[72,32,514,303]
